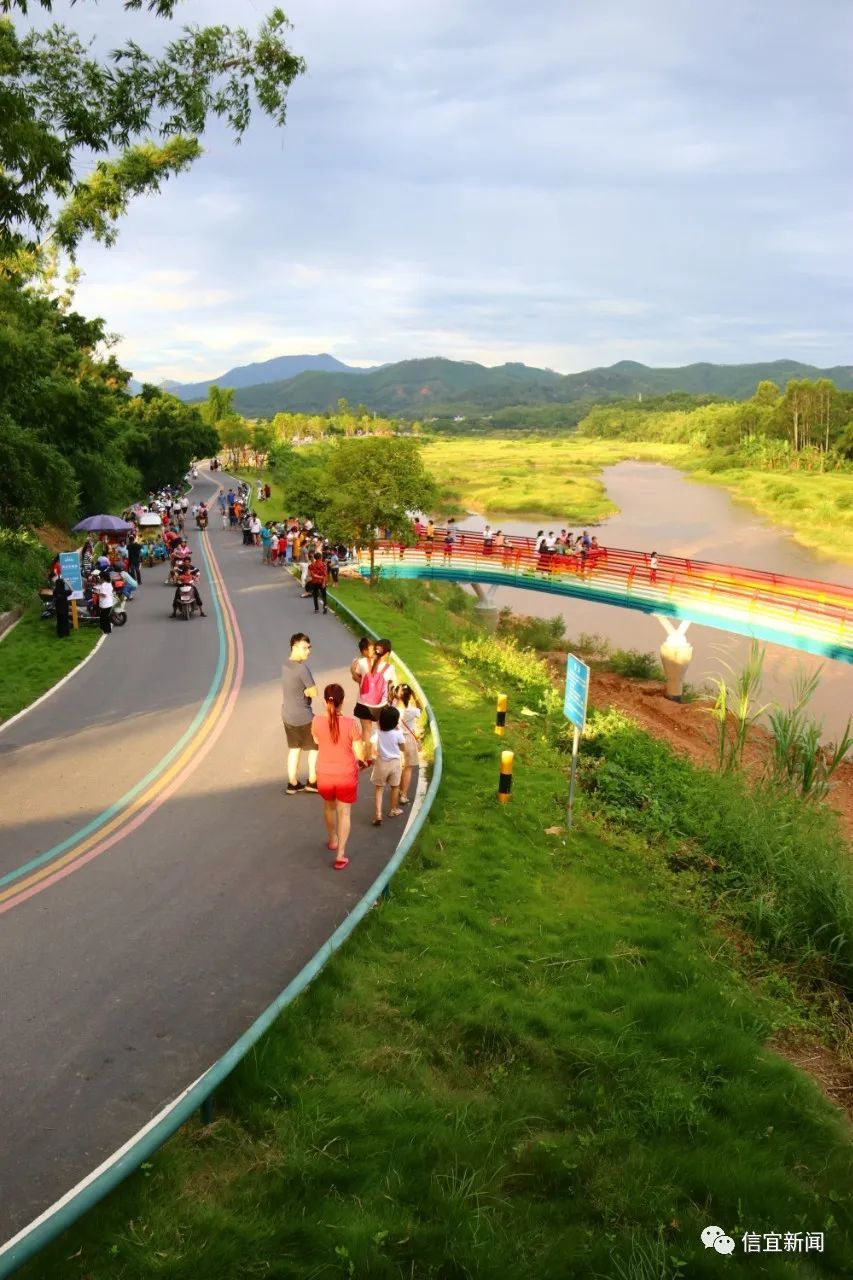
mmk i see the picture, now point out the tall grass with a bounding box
[707,640,769,772]
[766,668,853,802]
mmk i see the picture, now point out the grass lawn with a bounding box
[692,466,853,564]
[0,603,100,724]
[22,580,851,1280]
[234,469,289,523]
[421,438,691,520]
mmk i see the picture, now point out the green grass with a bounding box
[690,466,853,562]
[0,603,100,723]
[233,469,289,523]
[421,438,691,519]
[21,580,852,1280]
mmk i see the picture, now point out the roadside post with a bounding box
[495,692,508,736]
[563,653,590,831]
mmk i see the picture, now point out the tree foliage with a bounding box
[578,378,853,468]
[119,385,218,493]
[1,1,305,274]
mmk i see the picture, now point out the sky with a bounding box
[23,0,853,383]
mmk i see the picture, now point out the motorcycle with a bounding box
[174,582,199,621]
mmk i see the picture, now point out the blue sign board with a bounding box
[59,551,83,591]
[563,653,590,729]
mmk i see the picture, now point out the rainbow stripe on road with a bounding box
[0,531,244,915]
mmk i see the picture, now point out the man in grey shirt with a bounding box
[282,632,319,794]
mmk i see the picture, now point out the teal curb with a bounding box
[0,590,442,1278]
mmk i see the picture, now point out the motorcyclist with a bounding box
[171,568,206,617]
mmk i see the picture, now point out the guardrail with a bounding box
[0,595,442,1279]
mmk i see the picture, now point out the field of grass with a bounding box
[22,579,851,1280]
[421,438,691,520]
[692,466,853,563]
[0,603,100,724]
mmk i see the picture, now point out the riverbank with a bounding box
[21,578,851,1280]
[691,464,853,563]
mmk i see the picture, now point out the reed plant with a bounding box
[766,668,853,803]
[707,640,770,773]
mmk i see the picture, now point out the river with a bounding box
[455,461,853,743]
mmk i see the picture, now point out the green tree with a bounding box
[119,386,218,492]
[1,1,305,275]
[202,386,236,427]
[322,438,438,582]
[251,421,274,468]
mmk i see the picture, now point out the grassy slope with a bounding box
[0,604,100,724]
[22,581,851,1280]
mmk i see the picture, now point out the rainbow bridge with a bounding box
[355,534,853,694]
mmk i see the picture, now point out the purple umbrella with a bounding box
[72,514,134,533]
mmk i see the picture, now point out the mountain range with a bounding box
[140,355,853,417]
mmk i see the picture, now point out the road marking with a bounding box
[0,529,245,913]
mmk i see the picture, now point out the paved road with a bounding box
[0,470,414,1241]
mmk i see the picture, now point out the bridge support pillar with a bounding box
[655,617,693,701]
[471,583,500,631]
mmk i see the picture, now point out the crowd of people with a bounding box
[281,631,422,870]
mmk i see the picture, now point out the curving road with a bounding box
[0,470,412,1243]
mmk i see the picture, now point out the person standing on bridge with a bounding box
[282,633,319,795]
[312,683,367,869]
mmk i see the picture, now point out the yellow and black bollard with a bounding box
[495,692,508,736]
[498,749,514,803]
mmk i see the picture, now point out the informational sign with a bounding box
[563,654,590,729]
[564,654,590,831]
[59,551,83,591]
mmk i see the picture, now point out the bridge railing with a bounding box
[360,538,853,644]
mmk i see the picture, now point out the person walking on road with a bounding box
[282,633,319,794]
[311,683,367,869]
[127,533,143,584]
[308,552,328,613]
[353,639,396,761]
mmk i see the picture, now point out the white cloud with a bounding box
[52,0,853,379]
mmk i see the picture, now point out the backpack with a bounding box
[360,661,390,706]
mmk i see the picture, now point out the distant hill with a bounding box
[227,357,853,418]
[153,353,367,402]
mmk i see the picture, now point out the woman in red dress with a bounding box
[311,683,367,869]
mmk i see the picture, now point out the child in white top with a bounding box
[370,705,405,825]
[393,684,422,805]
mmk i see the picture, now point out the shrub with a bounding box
[459,634,561,714]
[0,527,50,611]
[577,707,853,991]
[608,648,662,680]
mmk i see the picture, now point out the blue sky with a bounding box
[32,0,853,382]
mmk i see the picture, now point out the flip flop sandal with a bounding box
[372,818,382,826]
[333,856,349,870]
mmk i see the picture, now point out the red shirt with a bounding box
[311,714,360,781]
[308,560,328,585]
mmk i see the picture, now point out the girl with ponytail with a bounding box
[311,682,366,869]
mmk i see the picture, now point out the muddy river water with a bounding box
[455,461,853,743]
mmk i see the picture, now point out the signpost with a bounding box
[563,653,590,830]
[58,551,83,592]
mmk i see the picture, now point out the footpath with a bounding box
[0,470,416,1243]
